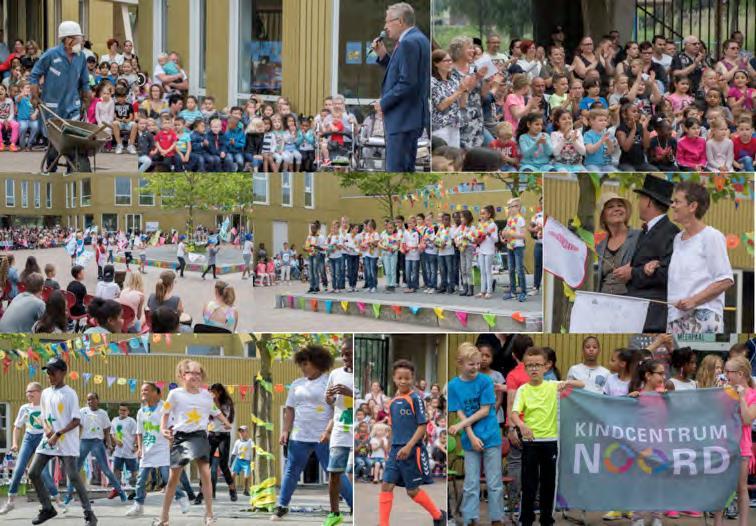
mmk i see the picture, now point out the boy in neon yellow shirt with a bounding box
[511,347,584,526]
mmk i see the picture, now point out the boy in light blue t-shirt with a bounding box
[583,108,618,172]
[448,342,503,525]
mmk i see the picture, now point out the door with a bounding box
[272,221,288,254]
[126,214,142,234]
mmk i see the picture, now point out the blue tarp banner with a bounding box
[557,387,741,511]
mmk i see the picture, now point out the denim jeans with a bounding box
[462,446,504,523]
[138,155,152,172]
[405,259,419,290]
[423,253,438,289]
[188,152,205,171]
[738,155,754,172]
[338,255,347,289]
[507,246,526,294]
[452,250,460,286]
[179,470,195,497]
[135,465,186,504]
[478,253,495,294]
[65,438,123,500]
[277,440,352,509]
[354,455,373,479]
[229,152,245,171]
[364,256,378,289]
[202,153,221,171]
[382,253,398,287]
[533,241,543,290]
[438,254,454,291]
[31,454,91,513]
[460,249,474,287]
[329,257,344,290]
[420,252,429,287]
[8,432,58,496]
[308,255,323,290]
[18,119,40,149]
[345,255,359,288]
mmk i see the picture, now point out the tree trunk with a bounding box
[251,335,274,509]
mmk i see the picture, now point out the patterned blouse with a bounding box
[431,74,462,130]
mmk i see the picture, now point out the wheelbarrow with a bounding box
[38,102,110,173]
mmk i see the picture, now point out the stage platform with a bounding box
[275,278,543,332]
[114,244,246,275]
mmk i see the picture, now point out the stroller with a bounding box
[355,111,431,171]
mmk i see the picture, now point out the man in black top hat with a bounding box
[612,174,680,332]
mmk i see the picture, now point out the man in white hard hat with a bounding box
[30,21,92,172]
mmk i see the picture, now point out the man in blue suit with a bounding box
[372,2,430,173]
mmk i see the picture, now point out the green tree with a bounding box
[142,173,221,236]
[486,173,542,197]
[212,173,256,232]
[248,333,344,511]
[336,173,442,218]
[435,0,533,41]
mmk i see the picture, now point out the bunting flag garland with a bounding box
[340,300,349,312]
[482,313,497,329]
[455,311,468,327]
[409,306,421,315]
[391,305,402,316]
[433,307,445,320]
[324,300,333,313]
[372,303,381,318]
[511,311,526,324]
[356,302,366,314]
[249,476,277,509]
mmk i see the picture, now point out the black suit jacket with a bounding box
[625,215,680,332]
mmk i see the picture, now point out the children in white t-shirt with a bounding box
[566,336,610,394]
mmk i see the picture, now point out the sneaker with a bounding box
[229,488,238,502]
[127,144,137,155]
[271,506,289,521]
[115,144,124,155]
[651,519,663,526]
[32,507,58,525]
[108,488,120,500]
[84,510,98,526]
[323,512,343,526]
[63,496,73,507]
[243,490,250,497]
[177,496,190,514]
[9,144,18,152]
[602,511,623,521]
[664,511,680,519]
[517,293,527,302]
[0,501,14,515]
[502,293,514,301]
[125,503,144,517]
[726,501,738,519]
[0,143,5,151]
[433,510,447,526]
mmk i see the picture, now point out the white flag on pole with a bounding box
[569,291,650,333]
[543,217,589,288]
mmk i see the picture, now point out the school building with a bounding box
[544,174,755,334]
[0,333,345,483]
[0,173,539,270]
[137,0,429,114]
[354,333,447,399]
[2,0,138,55]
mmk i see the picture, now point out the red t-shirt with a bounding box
[156,129,178,157]
[489,139,520,163]
[733,135,756,160]
[505,362,530,424]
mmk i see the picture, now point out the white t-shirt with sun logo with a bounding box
[79,407,111,440]
[286,374,333,443]
[231,438,254,460]
[163,388,221,434]
[14,403,44,435]
[36,385,81,457]
[137,401,170,468]
[326,367,355,449]
[111,416,138,459]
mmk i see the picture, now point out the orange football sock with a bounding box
[379,491,394,526]
[412,489,441,520]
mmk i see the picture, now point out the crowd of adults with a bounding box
[354,378,447,483]
[0,226,77,250]
[431,27,755,172]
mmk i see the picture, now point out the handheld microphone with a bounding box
[368,31,388,55]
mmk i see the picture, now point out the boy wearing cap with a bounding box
[230,425,254,496]
[29,357,98,526]
[95,264,120,300]
[501,198,528,302]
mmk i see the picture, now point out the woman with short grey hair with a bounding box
[449,36,492,149]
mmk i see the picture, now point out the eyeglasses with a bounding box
[385,17,400,23]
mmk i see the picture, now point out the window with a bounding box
[21,181,28,208]
[304,173,314,208]
[115,177,132,205]
[0,403,8,452]
[334,0,430,102]
[34,182,41,208]
[281,173,292,206]
[69,182,77,209]
[46,183,52,208]
[187,345,223,356]
[64,183,68,209]
[245,341,257,358]
[80,178,92,206]
[5,180,14,207]
[78,0,89,37]
[253,174,269,204]
[102,213,118,232]
[139,178,155,206]
[199,0,207,89]
[126,214,142,233]
[238,0,283,97]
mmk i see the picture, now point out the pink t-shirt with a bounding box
[665,92,694,114]
[740,388,756,457]
[504,93,525,128]
[727,86,755,112]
